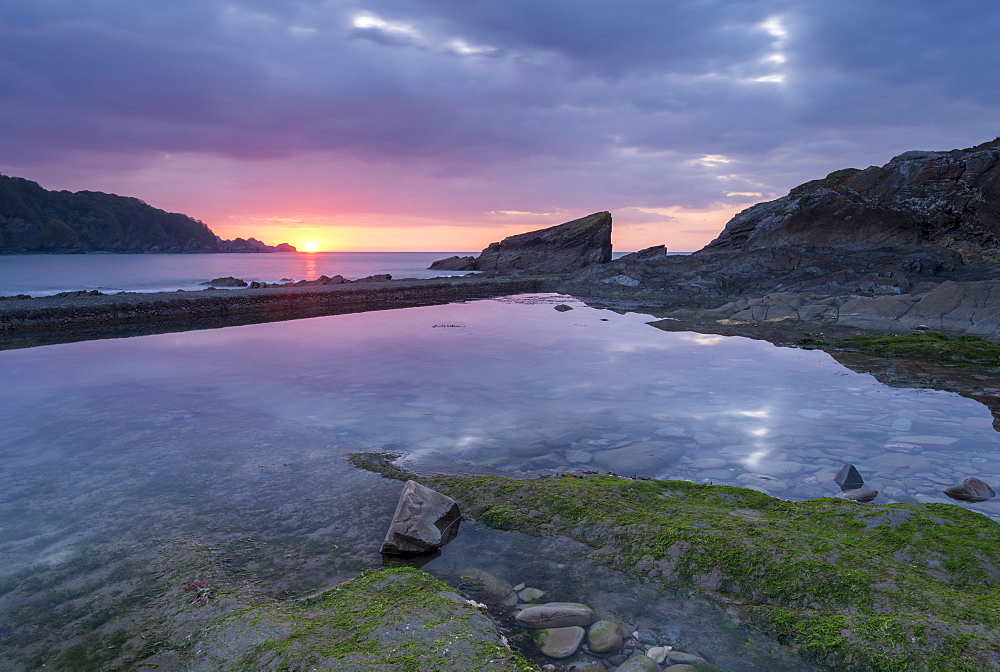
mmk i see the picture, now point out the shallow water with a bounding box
[2,293,998,668]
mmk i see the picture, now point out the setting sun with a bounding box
[302,241,319,252]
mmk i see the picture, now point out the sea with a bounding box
[0,251,481,296]
[0,251,639,297]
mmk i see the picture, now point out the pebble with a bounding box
[836,488,879,502]
[518,587,546,602]
[666,651,708,665]
[646,646,670,663]
[615,653,661,672]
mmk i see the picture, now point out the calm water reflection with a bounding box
[1,293,997,668]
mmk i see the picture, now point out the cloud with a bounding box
[0,0,997,249]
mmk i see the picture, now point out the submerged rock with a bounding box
[380,480,461,554]
[515,602,594,629]
[533,625,585,658]
[943,476,996,502]
[458,568,518,605]
[616,653,661,672]
[586,620,624,652]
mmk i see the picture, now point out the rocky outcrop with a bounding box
[431,212,612,274]
[213,236,297,253]
[429,255,477,271]
[704,139,1000,261]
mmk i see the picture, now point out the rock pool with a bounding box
[1,293,998,669]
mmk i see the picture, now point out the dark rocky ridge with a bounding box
[704,138,1000,260]
[0,173,295,253]
[431,211,612,274]
[557,138,1000,340]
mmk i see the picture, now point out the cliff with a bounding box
[703,138,1000,261]
[0,173,295,253]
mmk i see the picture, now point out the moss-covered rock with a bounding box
[834,331,1000,367]
[418,473,1000,671]
[139,565,536,671]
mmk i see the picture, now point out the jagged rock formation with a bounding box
[431,212,612,274]
[0,173,295,253]
[704,138,1000,261]
[558,139,1000,339]
[429,255,477,271]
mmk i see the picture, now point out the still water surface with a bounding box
[2,294,998,668]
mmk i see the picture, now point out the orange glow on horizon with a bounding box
[302,241,319,252]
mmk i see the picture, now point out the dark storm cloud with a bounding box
[0,0,997,216]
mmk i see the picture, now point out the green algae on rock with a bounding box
[146,565,536,671]
[833,331,1000,367]
[419,473,1000,671]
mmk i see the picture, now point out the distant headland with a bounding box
[0,173,295,254]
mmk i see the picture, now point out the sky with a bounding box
[1,1,997,252]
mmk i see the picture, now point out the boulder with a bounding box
[429,255,477,271]
[943,476,996,503]
[355,274,392,283]
[834,464,864,490]
[515,602,594,629]
[474,212,612,274]
[380,480,461,554]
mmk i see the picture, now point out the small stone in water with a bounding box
[615,653,661,672]
[586,620,624,652]
[666,651,708,665]
[834,464,864,491]
[646,646,669,663]
[943,476,996,503]
[533,626,585,658]
[836,488,879,502]
[512,583,526,592]
[518,587,546,603]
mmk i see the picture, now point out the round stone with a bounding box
[518,587,546,603]
[586,620,623,653]
[646,646,670,663]
[534,626,584,658]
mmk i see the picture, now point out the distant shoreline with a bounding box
[0,276,545,351]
